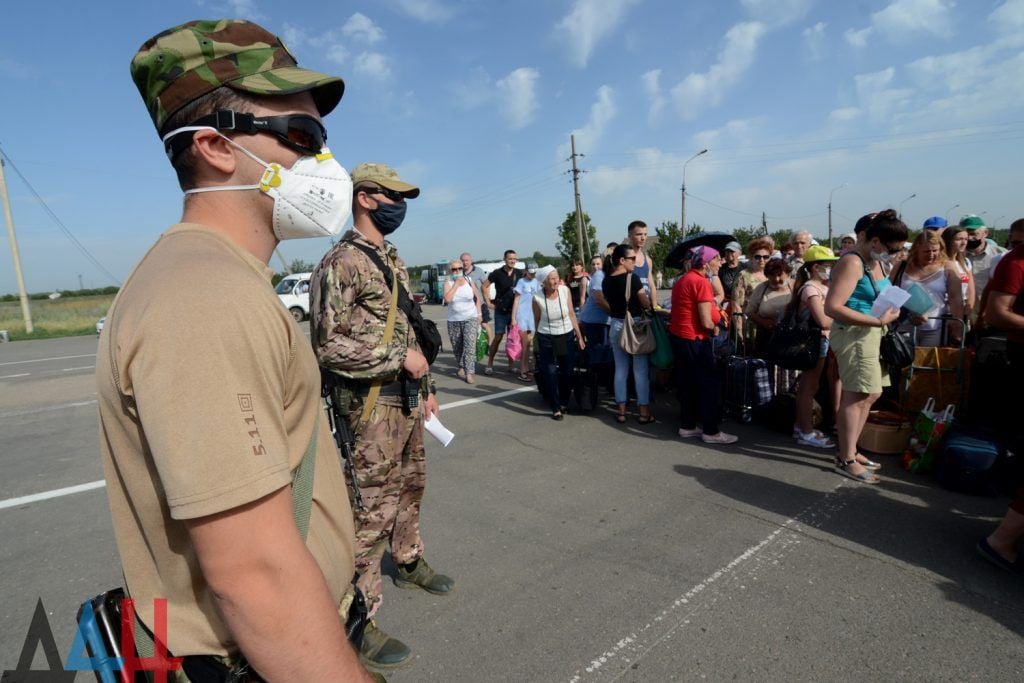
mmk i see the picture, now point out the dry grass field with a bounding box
[0,294,114,340]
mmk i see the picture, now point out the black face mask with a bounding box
[369,200,407,235]
[967,238,982,250]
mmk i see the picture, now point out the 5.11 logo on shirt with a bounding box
[238,394,267,456]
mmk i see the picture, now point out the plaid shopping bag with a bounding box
[902,397,955,473]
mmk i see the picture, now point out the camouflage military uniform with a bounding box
[311,228,430,618]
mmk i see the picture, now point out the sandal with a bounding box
[518,373,532,382]
[835,458,880,484]
[551,411,564,421]
[615,414,628,424]
[855,453,882,471]
[637,415,655,425]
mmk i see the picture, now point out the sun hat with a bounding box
[839,232,857,243]
[802,245,839,264]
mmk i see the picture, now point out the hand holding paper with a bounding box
[424,414,454,447]
[869,286,911,318]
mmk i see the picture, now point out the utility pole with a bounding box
[0,152,33,333]
[761,212,768,236]
[274,248,292,274]
[78,274,83,291]
[828,183,847,252]
[681,149,708,234]
[569,135,590,262]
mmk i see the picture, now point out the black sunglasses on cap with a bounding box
[358,185,406,202]
[165,109,328,160]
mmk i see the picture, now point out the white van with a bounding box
[275,272,312,322]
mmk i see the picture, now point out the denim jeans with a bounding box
[608,318,650,406]
[670,333,721,435]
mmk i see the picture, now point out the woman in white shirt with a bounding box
[444,258,483,383]
[532,266,585,420]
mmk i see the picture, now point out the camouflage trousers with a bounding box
[347,402,426,617]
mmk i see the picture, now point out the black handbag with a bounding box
[858,254,915,369]
[764,306,822,371]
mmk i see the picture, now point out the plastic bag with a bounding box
[902,398,955,473]
[475,327,489,361]
[506,324,522,361]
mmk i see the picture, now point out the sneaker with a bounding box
[795,429,834,449]
[484,366,494,376]
[702,432,738,444]
[678,427,703,438]
[394,558,455,595]
[360,619,412,669]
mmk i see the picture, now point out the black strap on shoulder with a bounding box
[346,239,419,321]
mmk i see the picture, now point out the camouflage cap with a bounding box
[131,19,345,134]
[351,162,420,198]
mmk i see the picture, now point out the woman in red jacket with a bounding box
[668,246,738,445]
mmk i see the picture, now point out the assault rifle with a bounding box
[321,370,365,512]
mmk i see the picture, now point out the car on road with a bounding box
[96,316,106,334]
[275,272,312,322]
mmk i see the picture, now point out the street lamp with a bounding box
[681,148,708,232]
[993,215,1006,229]
[944,204,960,221]
[827,182,847,251]
[898,193,916,220]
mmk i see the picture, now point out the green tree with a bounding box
[731,226,762,253]
[289,258,316,274]
[770,229,794,250]
[685,222,704,237]
[556,211,599,262]
[649,220,684,276]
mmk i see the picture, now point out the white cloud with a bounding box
[388,0,457,24]
[844,26,874,47]
[642,69,665,123]
[846,0,955,47]
[828,107,862,123]
[342,13,385,44]
[989,0,1024,32]
[853,67,914,121]
[694,118,761,151]
[226,0,264,20]
[555,0,643,68]
[452,67,493,110]
[325,44,349,65]
[741,0,814,26]
[588,147,677,195]
[670,21,766,120]
[872,0,955,40]
[496,68,541,129]
[353,52,392,80]
[0,57,37,79]
[558,86,617,160]
[802,21,827,60]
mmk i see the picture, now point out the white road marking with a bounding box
[0,385,536,511]
[61,365,96,372]
[439,386,533,410]
[0,399,98,419]
[0,353,96,367]
[0,373,30,379]
[567,484,851,682]
[0,480,107,511]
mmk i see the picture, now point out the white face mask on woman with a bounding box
[162,126,353,240]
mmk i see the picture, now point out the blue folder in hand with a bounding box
[903,283,939,316]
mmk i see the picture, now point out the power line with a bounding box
[0,145,121,285]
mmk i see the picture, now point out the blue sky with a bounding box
[2,0,1023,293]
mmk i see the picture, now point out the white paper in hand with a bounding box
[869,285,910,318]
[424,414,455,447]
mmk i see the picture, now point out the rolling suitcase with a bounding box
[724,355,773,423]
[934,423,1002,496]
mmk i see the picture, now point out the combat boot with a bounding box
[359,619,411,669]
[394,558,456,595]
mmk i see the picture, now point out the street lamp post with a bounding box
[944,204,960,221]
[681,148,708,232]
[828,183,847,251]
[993,215,1006,229]
[898,193,916,221]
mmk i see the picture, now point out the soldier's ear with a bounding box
[191,129,238,178]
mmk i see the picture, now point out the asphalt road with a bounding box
[1,307,1022,681]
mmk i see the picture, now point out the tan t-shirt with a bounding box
[96,223,355,657]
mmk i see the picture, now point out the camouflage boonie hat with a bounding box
[131,19,344,134]
[351,162,421,198]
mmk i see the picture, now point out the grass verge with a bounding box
[0,294,114,341]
